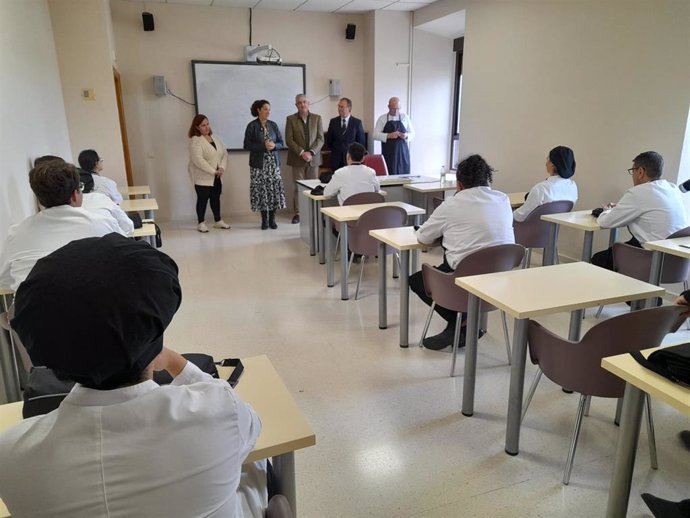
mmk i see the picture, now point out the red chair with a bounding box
[362,154,388,176]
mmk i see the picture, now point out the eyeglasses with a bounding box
[627,167,637,175]
[98,158,104,164]
[78,182,85,192]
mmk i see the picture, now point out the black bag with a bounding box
[630,343,690,387]
[153,353,219,385]
[310,185,325,196]
[154,223,162,248]
[129,213,143,229]
[23,367,75,418]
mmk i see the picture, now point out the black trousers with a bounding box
[194,177,222,223]
[591,236,641,270]
[409,257,464,325]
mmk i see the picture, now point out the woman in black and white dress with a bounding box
[243,100,286,230]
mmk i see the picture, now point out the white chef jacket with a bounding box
[416,186,515,269]
[513,175,579,222]
[0,205,123,291]
[323,164,381,205]
[0,362,264,518]
[373,112,415,142]
[597,179,688,243]
[92,173,123,204]
[81,192,134,235]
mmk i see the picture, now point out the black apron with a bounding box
[381,117,410,175]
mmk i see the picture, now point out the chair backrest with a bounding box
[362,154,389,176]
[613,225,690,284]
[422,244,525,313]
[343,192,385,206]
[432,196,444,211]
[2,305,33,374]
[528,305,686,398]
[348,206,408,257]
[513,200,574,249]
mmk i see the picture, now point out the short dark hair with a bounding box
[348,143,367,163]
[29,161,80,208]
[456,154,494,188]
[340,97,352,109]
[633,151,664,179]
[188,114,211,138]
[34,155,65,167]
[78,149,100,171]
[251,100,270,117]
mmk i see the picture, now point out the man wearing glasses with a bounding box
[0,159,122,292]
[591,151,688,270]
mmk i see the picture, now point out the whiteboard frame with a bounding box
[191,60,306,152]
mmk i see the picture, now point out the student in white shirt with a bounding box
[410,154,515,350]
[591,151,688,270]
[323,142,380,205]
[0,234,266,518]
[78,149,124,204]
[80,173,134,235]
[513,146,578,222]
[0,159,123,292]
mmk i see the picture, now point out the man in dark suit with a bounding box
[325,98,366,172]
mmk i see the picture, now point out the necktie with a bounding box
[341,118,346,133]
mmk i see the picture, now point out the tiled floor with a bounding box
[161,215,689,518]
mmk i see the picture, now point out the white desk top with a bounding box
[120,198,159,212]
[508,192,528,208]
[131,223,156,238]
[0,288,13,296]
[643,236,690,260]
[321,201,425,222]
[402,181,457,193]
[602,348,690,415]
[296,179,321,189]
[118,185,151,196]
[302,189,387,202]
[541,209,601,231]
[455,261,664,319]
[369,226,426,251]
[378,175,438,186]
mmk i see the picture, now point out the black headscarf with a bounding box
[11,233,181,388]
[78,168,95,193]
[549,146,576,179]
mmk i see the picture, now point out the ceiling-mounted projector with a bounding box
[244,44,282,65]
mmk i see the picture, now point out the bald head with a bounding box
[388,97,400,116]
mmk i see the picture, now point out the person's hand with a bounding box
[216,167,224,177]
[265,140,276,151]
[388,131,399,139]
[674,294,690,317]
[301,151,313,162]
[152,347,187,378]
[604,202,616,210]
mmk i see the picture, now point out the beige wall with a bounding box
[48,0,126,185]
[110,1,366,222]
[459,0,690,259]
[0,0,72,244]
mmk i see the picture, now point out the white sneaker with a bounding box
[197,222,209,233]
[213,220,231,229]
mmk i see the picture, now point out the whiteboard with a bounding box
[192,61,306,151]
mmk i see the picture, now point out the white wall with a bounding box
[110,0,366,222]
[459,0,690,259]
[0,0,72,245]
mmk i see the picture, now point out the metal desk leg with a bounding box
[308,198,316,256]
[411,249,419,274]
[325,215,334,287]
[609,228,620,247]
[544,223,558,265]
[340,224,349,300]
[568,309,584,341]
[317,201,326,265]
[505,318,529,455]
[461,294,481,414]
[378,242,387,329]
[272,452,297,517]
[143,193,150,199]
[582,231,594,262]
[145,209,154,221]
[399,250,410,347]
[645,251,664,309]
[605,383,645,518]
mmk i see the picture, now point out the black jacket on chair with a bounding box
[243,119,284,169]
[325,116,366,171]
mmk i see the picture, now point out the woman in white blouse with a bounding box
[188,114,231,232]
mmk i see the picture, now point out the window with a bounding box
[450,37,464,170]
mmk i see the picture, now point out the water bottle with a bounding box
[440,166,447,185]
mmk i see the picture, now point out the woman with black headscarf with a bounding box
[513,145,578,222]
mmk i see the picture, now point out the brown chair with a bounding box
[266,495,293,518]
[347,206,408,299]
[513,200,574,267]
[333,192,386,255]
[432,196,444,211]
[525,305,686,485]
[417,244,526,376]
[362,154,388,176]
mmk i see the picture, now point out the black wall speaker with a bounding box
[142,12,155,32]
[345,24,356,40]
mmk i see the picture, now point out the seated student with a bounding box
[0,234,267,518]
[513,146,578,222]
[78,148,123,204]
[410,154,515,350]
[0,160,123,291]
[323,142,380,205]
[591,151,688,270]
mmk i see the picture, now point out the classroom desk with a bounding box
[118,185,151,198]
[602,348,690,518]
[120,198,159,221]
[0,354,315,517]
[377,174,438,186]
[369,227,425,347]
[321,202,426,300]
[455,262,664,455]
[541,209,619,265]
[643,236,690,289]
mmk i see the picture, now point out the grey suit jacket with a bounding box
[285,112,324,167]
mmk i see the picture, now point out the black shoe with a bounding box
[291,214,300,224]
[423,324,457,350]
[269,211,277,229]
[641,493,690,518]
[261,211,268,230]
[680,430,690,451]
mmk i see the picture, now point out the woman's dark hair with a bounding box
[188,114,211,138]
[251,99,270,117]
[29,161,80,208]
[33,155,65,167]
[78,149,100,172]
[456,154,494,188]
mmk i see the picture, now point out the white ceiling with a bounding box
[135,0,436,13]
